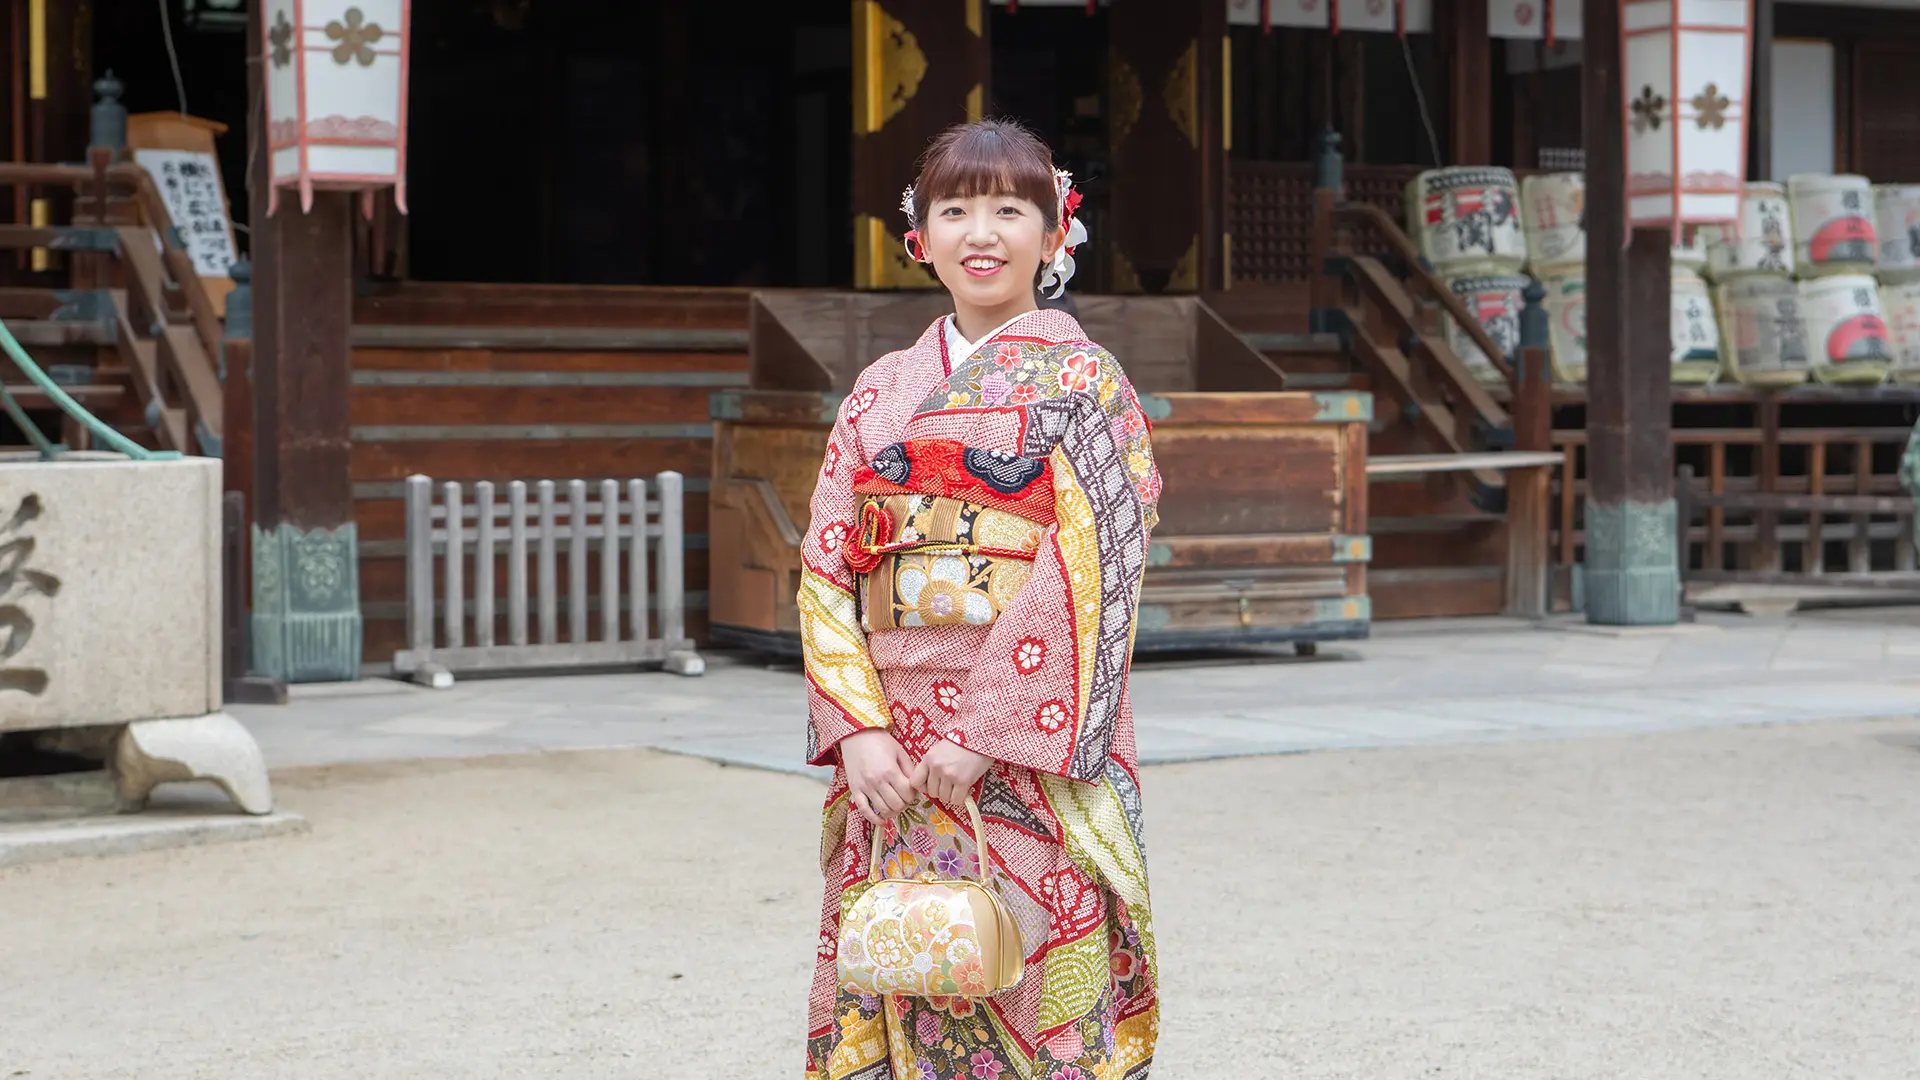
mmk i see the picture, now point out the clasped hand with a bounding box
[840,728,993,825]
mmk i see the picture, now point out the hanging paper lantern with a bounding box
[1622,0,1752,232]
[262,1,410,216]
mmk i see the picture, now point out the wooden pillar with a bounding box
[1108,0,1227,293]
[851,0,989,290]
[1448,0,1492,166]
[1750,0,1775,180]
[1581,0,1679,626]
[245,0,361,682]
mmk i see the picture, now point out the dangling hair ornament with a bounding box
[1041,168,1088,299]
[899,184,927,263]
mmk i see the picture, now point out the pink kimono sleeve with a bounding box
[943,361,1160,781]
[798,378,893,766]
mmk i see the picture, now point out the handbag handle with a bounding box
[868,796,991,885]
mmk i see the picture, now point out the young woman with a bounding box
[802,120,1161,1080]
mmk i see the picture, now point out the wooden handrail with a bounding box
[1334,201,1517,386]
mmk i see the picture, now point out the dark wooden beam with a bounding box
[1108,0,1228,292]
[244,0,362,682]
[1580,0,1679,626]
[1448,0,1491,165]
[1751,0,1774,180]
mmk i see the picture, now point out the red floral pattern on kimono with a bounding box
[801,310,1161,1080]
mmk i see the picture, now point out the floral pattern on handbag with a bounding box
[836,798,1024,1000]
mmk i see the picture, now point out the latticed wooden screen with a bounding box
[1228,160,1423,282]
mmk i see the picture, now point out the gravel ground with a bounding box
[5,718,1919,1079]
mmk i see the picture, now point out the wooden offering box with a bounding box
[709,291,1370,655]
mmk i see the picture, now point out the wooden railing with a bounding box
[1677,465,1919,589]
[0,154,224,457]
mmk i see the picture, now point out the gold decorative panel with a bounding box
[854,2,928,136]
[1164,39,1198,149]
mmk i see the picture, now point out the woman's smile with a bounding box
[961,255,1006,276]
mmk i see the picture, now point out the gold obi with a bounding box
[851,493,1046,632]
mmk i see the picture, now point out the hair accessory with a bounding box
[1040,168,1089,298]
[899,184,928,262]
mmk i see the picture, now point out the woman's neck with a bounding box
[951,297,1037,343]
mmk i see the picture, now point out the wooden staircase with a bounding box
[1234,169,1563,621]
[0,160,224,457]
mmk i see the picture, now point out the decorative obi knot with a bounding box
[845,439,1055,632]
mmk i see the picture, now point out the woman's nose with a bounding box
[965,215,996,245]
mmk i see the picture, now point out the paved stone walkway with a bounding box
[235,609,1920,775]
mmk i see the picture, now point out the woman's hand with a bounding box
[839,728,920,826]
[913,738,995,808]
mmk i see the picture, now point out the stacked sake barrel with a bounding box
[1516,171,1722,386]
[1698,182,1813,388]
[1786,174,1895,385]
[1874,182,1920,384]
[1406,167,1529,387]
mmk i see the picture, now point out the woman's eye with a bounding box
[998,205,1022,216]
[940,206,964,216]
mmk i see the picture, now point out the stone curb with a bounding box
[0,811,309,869]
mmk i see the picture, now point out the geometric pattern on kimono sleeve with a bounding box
[1020,363,1151,781]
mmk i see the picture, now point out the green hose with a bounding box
[0,316,178,461]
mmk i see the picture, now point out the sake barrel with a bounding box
[1799,274,1893,384]
[1408,167,1527,274]
[1878,279,1920,383]
[1443,272,1528,385]
[1873,184,1920,283]
[1672,230,1709,275]
[1702,182,1794,280]
[1790,173,1877,276]
[1520,172,1585,273]
[1539,272,1588,384]
[1670,270,1721,385]
[1716,277,1811,388]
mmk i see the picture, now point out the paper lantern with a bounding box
[1622,0,1752,231]
[262,1,409,215]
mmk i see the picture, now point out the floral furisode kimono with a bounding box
[802,308,1162,1080]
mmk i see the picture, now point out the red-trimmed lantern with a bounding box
[262,0,410,216]
[1622,0,1753,232]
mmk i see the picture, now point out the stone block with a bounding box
[0,455,221,732]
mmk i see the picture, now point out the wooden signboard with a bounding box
[128,112,240,317]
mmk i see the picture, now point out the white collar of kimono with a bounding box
[944,311,1033,369]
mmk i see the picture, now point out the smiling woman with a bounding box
[801,120,1162,1080]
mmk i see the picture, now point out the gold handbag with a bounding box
[836,798,1024,999]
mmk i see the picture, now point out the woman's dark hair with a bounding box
[910,119,1060,234]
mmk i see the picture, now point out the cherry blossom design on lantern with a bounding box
[844,387,879,423]
[268,9,295,67]
[1034,700,1071,733]
[932,680,961,713]
[1056,352,1101,393]
[993,344,1022,369]
[1014,637,1047,675]
[818,521,851,554]
[822,442,841,477]
[325,7,384,67]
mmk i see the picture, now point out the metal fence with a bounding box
[392,473,703,687]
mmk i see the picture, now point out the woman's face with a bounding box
[922,192,1063,318]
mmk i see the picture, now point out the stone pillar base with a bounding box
[251,522,362,683]
[1584,498,1680,626]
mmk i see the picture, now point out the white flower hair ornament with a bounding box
[1041,168,1088,299]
